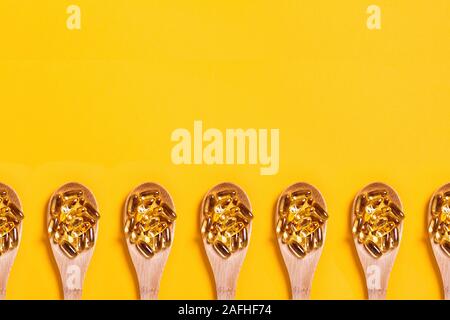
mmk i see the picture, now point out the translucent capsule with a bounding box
[442,242,450,256]
[139,190,159,200]
[50,194,62,216]
[312,203,328,220]
[367,190,388,199]
[291,190,311,200]
[136,240,154,258]
[160,203,177,222]
[288,241,306,258]
[60,241,77,258]
[365,241,382,258]
[0,222,14,237]
[63,190,83,200]
[216,190,236,199]
[84,202,100,221]
[213,241,231,258]
[7,202,24,221]
[237,203,253,220]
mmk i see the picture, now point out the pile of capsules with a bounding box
[352,190,404,258]
[428,191,450,256]
[201,190,253,259]
[0,191,23,255]
[48,190,99,258]
[124,190,176,258]
[276,190,328,258]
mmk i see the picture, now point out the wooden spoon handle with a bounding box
[63,289,82,300]
[368,289,387,300]
[216,286,236,300]
[139,287,159,300]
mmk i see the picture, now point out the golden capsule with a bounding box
[431,194,442,216]
[50,194,62,216]
[127,195,139,216]
[160,203,177,222]
[442,241,450,256]
[213,241,231,259]
[288,241,306,258]
[204,194,216,216]
[216,190,236,199]
[367,190,388,199]
[365,241,382,258]
[48,218,59,234]
[84,202,100,221]
[355,194,365,216]
[237,203,253,220]
[313,227,323,248]
[85,227,95,249]
[60,241,77,258]
[124,218,134,234]
[428,218,439,234]
[7,202,24,221]
[201,217,212,234]
[136,240,154,258]
[63,190,83,200]
[388,202,404,220]
[312,203,328,220]
[352,217,363,234]
[291,190,311,199]
[390,227,399,247]
[276,217,286,234]
[0,222,14,237]
[139,190,159,200]
[162,226,171,246]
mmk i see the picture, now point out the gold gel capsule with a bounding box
[291,190,311,199]
[63,190,83,200]
[60,241,77,258]
[139,190,159,200]
[288,241,306,258]
[365,241,382,258]
[213,241,231,258]
[216,190,236,199]
[136,240,154,258]
[367,189,388,199]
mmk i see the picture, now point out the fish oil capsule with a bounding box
[367,190,388,199]
[365,241,382,258]
[60,241,77,258]
[216,190,236,199]
[288,241,306,258]
[160,203,177,221]
[276,188,328,258]
[63,190,83,200]
[201,188,252,258]
[139,190,159,200]
[213,241,231,258]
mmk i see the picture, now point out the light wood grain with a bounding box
[428,183,450,300]
[0,183,23,300]
[47,182,99,300]
[201,182,252,300]
[352,182,403,300]
[124,182,175,300]
[276,182,327,300]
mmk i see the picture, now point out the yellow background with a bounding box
[0,0,449,299]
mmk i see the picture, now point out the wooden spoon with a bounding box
[124,182,176,300]
[276,182,328,300]
[47,182,99,300]
[428,183,450,300]
[352,182,404,300]
[0,183,24,300]
[201,182,252,300]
